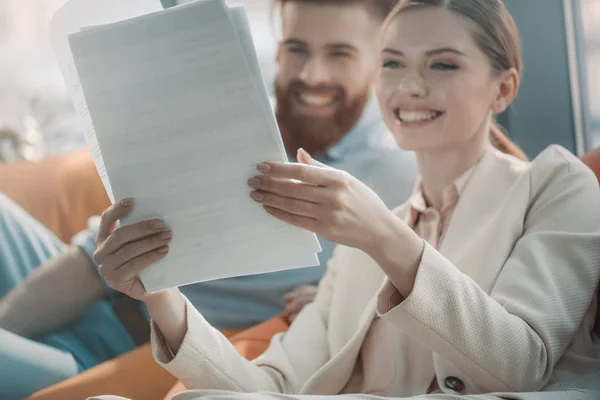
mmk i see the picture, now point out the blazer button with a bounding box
[444,376,465,392]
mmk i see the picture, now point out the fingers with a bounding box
[284,285,318,323]
[286,295,315,313]
[99,245,169,291]
[112,245,170,285]
[97,198,134,244]
[95,218,167,262]
[109,230,173,269]
[263,206,318,232]
[297,148,327,168]
[251,191,319,219]
[248,176,327,204]
[284,285,318,302]
[256,161,343,187]
[97,230,172,278]
[285,286,318,322]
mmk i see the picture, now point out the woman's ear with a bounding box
[491,68,519,114]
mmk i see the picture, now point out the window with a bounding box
[568,0,600,151]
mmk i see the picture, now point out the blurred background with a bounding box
[0,0,598,162]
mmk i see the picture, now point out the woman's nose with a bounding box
[397,71,428,98]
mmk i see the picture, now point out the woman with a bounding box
[93,0,600,398]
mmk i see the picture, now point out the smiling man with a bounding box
[268,0,418,320]
[276,0,395,156]
[0,1,416,398]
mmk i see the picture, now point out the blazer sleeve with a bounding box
[376,148,600,393]
[150,245,346,394]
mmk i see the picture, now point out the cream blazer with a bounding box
[150,145,600,399]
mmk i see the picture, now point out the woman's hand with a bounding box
[93,198,173,301]
[248,148,396,254]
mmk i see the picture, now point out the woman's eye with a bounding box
[382,60,403,69]
[430,62,458,71]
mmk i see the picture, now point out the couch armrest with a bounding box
[0,150,109,242]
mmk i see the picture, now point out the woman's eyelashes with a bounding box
[429,61,459,71]
[382,59,404,69]
[381,58,459,71]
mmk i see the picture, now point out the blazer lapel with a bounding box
[438,146,526,280]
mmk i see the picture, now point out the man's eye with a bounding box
[382,60,403,69]
[331,51,351,58]
[287,47,308,54]
[430,62,458,71]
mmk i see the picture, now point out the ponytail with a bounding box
[490,123,528,161]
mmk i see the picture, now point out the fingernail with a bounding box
[157,245,169,254]
[298,148,311,159]
[150,219,165,230]
[257,163,271,173]
[247,177,261,188]
[120,198,133,207]
[264,205,275,213]
[158,230,172,241]
[249,191,264,201]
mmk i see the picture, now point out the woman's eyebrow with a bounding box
[381,47,467,57]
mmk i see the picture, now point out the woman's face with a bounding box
[376,7,506,153]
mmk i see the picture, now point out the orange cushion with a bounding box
[27,344,177,400]
[0,150,110,242]
[164,315,290,400]
[26,329,245,400]
[580,147,600,183]
[229,314,290,360]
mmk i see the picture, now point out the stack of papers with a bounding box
[49,0,321,293]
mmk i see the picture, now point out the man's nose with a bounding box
[298,57,331,87]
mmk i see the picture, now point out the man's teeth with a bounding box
[396,110,441,122]
[300,93,335,106]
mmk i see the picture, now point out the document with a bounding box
[50,0,164,203]
[50,0,321,293]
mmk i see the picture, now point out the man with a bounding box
[0,1,417,398]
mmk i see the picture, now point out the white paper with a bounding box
[228,5,285,157]
[65,0,321,293]
[49,0,164,203]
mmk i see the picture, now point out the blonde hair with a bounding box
[490,125,528,161]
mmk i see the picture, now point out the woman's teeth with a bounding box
[299,93,335,106]
[395,110,442,123]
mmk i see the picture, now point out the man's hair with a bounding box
[272,0,400,20]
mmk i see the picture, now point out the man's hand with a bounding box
[93,198,172,301]
[284,284,318,323]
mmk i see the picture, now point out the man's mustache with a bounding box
[285,81,345,99]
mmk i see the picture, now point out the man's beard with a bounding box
[275,80,370,157]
